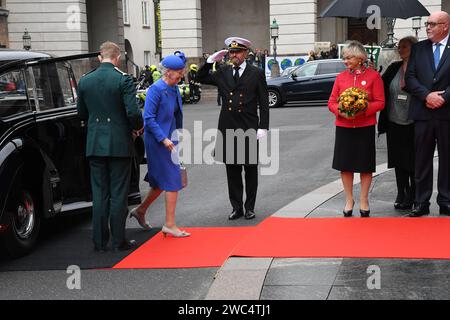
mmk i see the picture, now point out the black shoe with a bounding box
[228,209,244,220]
[396,202,413,211]
[394,193,405,210]
[439,205,450,216]
[360,209,370,218]
[112,239,137,252]
[244,210,256,220]
[408,204,430,217]
[343,200,354,217]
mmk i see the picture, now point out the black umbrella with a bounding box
[320,0,430,19]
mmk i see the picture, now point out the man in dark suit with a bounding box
[197,37,270,220]
[405,11,450,217]
[77,41,144,251]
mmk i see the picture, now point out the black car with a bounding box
[0,49,144,258]
[267,59,346,108]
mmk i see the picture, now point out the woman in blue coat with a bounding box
[129,53,190,238]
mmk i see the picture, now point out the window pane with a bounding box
[123,0,129,24]
[0,70,29,118]
[295,64,318,77]
[32,62,76,111]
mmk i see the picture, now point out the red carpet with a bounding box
[113,227,254,269]
[232,217,450,260]
[114,217,450,269]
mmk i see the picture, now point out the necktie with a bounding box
[434,43,442,69]
[233,66,240,83]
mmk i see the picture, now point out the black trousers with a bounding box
[414,120,450,206]
[225,164,258,211]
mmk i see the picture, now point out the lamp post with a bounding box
[412,17,421,38]
[270,18,280,78]
[22,29,31,50]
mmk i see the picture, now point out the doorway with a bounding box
[347,18,378,45]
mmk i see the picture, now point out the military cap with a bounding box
[161,52,186,70]
[225,37,252,52]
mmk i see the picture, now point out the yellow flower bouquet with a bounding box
[338,87,369,117]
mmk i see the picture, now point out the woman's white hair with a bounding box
[343,40,368,61]
[159,63,169,76]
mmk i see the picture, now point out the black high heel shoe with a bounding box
[343,200,355,217]
[360,209,370,218]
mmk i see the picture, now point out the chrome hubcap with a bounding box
[269,91,278,107]
[13,194,35,240]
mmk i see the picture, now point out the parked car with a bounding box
[267,59,346,108]
[0,49,144,258]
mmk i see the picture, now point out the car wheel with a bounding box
[1,189,41,258]
[268,89,282,108]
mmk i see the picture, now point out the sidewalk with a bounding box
[206,158,450,300]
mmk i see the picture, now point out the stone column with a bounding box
[269,0,317,55]
[160,0,203,58]
[0,7,9,48]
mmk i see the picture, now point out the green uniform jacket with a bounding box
[77,62,143,158]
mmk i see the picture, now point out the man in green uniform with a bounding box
[77,41,143,252]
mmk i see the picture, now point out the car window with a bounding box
[32,62,75,111]
[295,63,318,77]
[0,70,30,118]
[317,62,346,75]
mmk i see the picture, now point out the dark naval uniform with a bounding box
[197,54,269,217]
[77,62,143,250]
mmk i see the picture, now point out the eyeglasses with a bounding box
[424,22,446,28]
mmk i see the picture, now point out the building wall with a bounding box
[393,0,442,41]
[269,0,317,55]
[86,0,121,52]
[5,0,89,56]
[124,0,158,72]
[201,0,270,54]
[160,0,202,58]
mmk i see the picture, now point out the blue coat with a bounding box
[143,79,183,191]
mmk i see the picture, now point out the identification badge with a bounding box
[397,94,408,101]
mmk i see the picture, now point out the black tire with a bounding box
[268,89,282,108]
[1,189,41,258]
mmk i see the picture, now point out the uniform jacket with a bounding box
[196,61,269,165]
[405,38,450,120]
[197,62,269,131]
[77,62,143,157]
[328,67,385,128]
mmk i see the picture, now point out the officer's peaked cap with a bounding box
[225,37,252,52]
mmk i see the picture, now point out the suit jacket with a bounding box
[405,38,450,120]
[77,62,143,157]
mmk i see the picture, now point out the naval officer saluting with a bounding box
[197,37,270,220]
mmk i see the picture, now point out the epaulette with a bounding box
[114,67,128,76]
[81,68,97,77]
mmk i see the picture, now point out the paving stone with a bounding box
[328,286,435,300]
[264,258,342,286]
[261,285,331,300]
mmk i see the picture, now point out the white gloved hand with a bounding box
[207,50,228,63]
[257,129,268,140]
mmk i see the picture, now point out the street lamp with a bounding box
[412,17,421,38]
[270,18,280,78]
[22,29,31,50]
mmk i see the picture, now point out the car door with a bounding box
[311,61,346,100]
[28,56,97,204]
[282,63,319,101]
